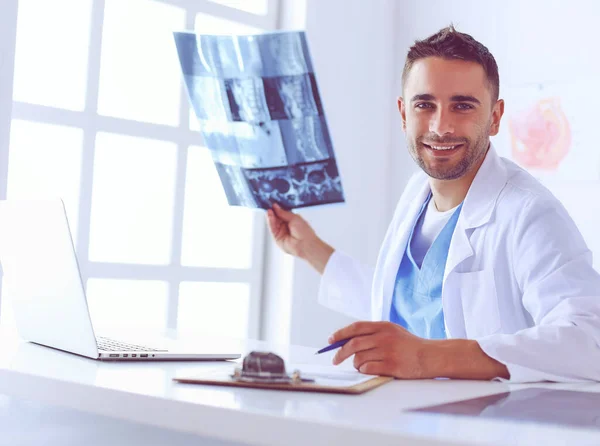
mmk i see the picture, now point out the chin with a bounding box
[422,160,469,180]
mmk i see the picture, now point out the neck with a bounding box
[429,143,490,212]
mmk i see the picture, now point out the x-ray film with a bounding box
[173,31,345,210]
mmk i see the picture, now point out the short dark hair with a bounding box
[402,25,500,103]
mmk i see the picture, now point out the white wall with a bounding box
[273,0,600,347]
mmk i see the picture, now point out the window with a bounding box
[0,0,280,338]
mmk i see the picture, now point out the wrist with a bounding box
[424,339,509,380]
[425,339,476,378]
[301,238,334,274]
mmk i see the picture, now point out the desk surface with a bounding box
[0,330,599,446]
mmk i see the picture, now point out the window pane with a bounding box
[89,133,177,264]
[177,282,250,338]
[195,13,261,35]
[13,0,92,110]
[86,279,168,331]
[7,120,83,242]
[97,0,185,126]
[207,0,268,15]
[181,146,254,268]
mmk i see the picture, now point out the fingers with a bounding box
[266,208,279,231]
[352,348,381,370]
[332,335,378,365]
[266,209,280,236]
[357,361,387,376]
[329,321,381,344]
[272,203,296,223]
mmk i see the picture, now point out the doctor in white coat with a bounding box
[267,26,600,383]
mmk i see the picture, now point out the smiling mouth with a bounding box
[422,143,464,151]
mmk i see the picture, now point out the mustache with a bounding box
[418,135,468,145]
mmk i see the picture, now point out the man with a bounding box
[267,26,600,382]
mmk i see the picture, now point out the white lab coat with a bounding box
[318,146,600,383]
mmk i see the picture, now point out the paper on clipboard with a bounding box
[176,363,376,388]
[292,364,376,388]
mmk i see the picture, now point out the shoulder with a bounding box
[497,158,567,216]
[390,170,427,214]
[496,158,585,251]
[404,169,428,194]
[381,170,428,237]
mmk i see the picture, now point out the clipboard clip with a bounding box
[232,351,315,384]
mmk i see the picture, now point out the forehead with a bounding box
[404,57,490,102]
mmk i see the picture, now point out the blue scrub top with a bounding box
[390,193,463,339]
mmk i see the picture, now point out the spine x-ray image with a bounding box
[173,30,345,210]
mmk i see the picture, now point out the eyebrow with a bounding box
[410,94,481,105]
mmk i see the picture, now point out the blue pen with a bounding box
[314,338,351,355]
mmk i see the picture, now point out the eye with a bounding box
[455,103,474,110]
[415,102,434,109]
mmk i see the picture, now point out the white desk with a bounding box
[0,330,599,446]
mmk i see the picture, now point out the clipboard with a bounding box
[173,351,393,395]
[174,373,393,395]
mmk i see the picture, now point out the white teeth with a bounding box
[430,145,458,150]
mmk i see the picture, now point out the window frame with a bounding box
[0,0,281,339]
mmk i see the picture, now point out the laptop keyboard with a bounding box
[96,336,167,352]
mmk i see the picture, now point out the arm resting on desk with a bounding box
[478,201,600,383]
[431,339,509,380]
[329,321,509,380]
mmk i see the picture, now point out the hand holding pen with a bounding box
[315,321,438,378]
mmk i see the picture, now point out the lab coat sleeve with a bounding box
[477,198,600,382]
[318,250,375,320]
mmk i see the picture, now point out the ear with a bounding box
[489,99,505,136]
[398,97,407,131]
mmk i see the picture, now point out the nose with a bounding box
[429,108,455,137]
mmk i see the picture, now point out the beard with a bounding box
[406,122,491,180]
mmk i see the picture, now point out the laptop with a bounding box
[0,199,241,361]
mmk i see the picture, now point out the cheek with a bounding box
[405,115,428,137]
[468,113,491,131]
[448,116,484,141]
[468,120,491,140]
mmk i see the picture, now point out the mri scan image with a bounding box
[280,116,332,164]
[263,74,323,120]
[200,120,241,165]
[215,35,264,78]
[233,121,288,168]
[174,30,344,210]
[225,77,271,123]
[244,159,343,210]
[257,32,313,77]
[185,75,231,121]
[215,163,258,208]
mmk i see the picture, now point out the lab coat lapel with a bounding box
[378,180,431,321]
[442,146,508,336]
[443,145,508,282]
[443,220,474,283]
[442,216,474,338]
